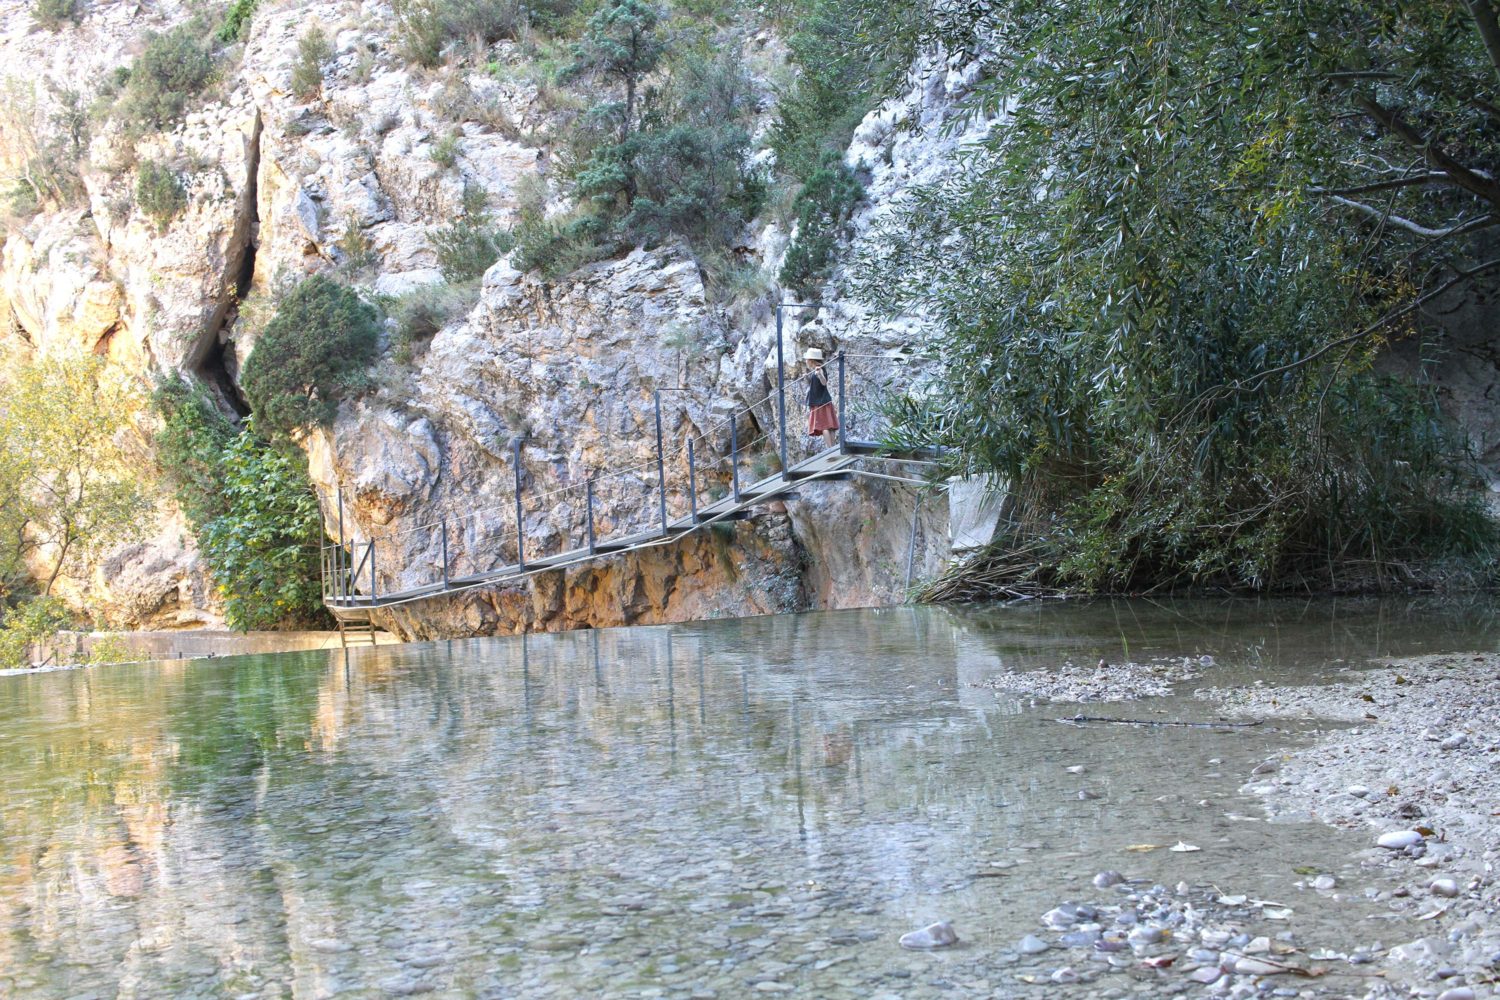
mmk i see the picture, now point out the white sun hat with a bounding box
[803,348,825,361]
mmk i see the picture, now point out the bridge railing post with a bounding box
[336,487,346,604]
[775,310,787,474]
[585,477,597,554]
[369,540,378,602]
[513,438,526,570]
[654,389,668,532]
[837,350,847,453]
[688,438,698,522]
[730,417,741,503]
[440,518,450,588]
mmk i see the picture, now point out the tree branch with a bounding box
[1464,0,1500,84]
[1310,173,1449,197]
[1353,93,1500,209]
[1231,257,1500,392]
[1326,195,1500,239]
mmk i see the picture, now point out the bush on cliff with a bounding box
[117,21,215,132]
[153,376,328,631]
[30,0,83,31]
[135,160,186,231]
[241,275,382,436]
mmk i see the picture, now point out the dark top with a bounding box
[806,368,833,408]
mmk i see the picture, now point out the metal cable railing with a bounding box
[322,348,928,607]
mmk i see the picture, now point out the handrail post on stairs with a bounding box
[585,476,597,554]
[688,438,698,521]
[369,539,378,602]
[730,418,741,502]
[513,437,526,570]
[654,388,668,532]
[837,350,847,453]
[440,518,450,588]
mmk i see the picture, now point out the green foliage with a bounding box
[566,0,665,132]
[432,185,515,281]
[778,154,862,295]
[200,423,328,630]
[153,380,327,630]
[430,130,462,169]
[152,374,237,530]
[241,275,382,436]
[291,24,333,101]
[0,353,150,596]
[545,44,763,275]
[135,159,186,231]
[0,81,90,217]
[117,21,215,132]
[862,0,1500,592]
[217,0,257,41]
[390,0,535,67]
[0,597,72,669]
[389,281,478,364]
[769,0,921,181]
[30,0,83,31]
[335,213,380,274]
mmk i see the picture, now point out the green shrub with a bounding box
[0,597,73,669]
[557,47,761,274]
[391,280,475,342]
[135,160,186,230]
[291,24,333,100]
[153,378,328,630]
[217,0,257,41]
[430,130,462,169]
[432,186,514,281]
[769,0,920,182]
[335,213,380,274]
[241,275,382,435]
[152,373,237,530]
[31,0,83,31]
[391,0,532,67]
[200,422,327,630]
[778,154,863,296]
[118,22,215,132]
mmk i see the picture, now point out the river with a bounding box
[1,598,1495,998]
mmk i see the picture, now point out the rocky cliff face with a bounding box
[0,0,995,634]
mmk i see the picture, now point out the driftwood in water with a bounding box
[1057,715,1265,729]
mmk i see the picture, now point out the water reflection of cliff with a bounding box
[1,600,1497,996]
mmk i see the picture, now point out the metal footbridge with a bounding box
[320,338,939,622]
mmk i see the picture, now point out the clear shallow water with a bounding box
[2,598,1498,999]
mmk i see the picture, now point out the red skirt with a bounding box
[808,403,839,435]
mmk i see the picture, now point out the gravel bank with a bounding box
[1201,653,1500,998]
[977,655,1209,702]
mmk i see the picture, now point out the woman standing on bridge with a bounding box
[804,348,839,449]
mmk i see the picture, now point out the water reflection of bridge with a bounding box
[321,344,942,630]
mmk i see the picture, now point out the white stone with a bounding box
[898,921,958,950]
[1376,830,1425,850]
[1428,877,1460,898]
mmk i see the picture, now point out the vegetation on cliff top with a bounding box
[864,0,1500,594]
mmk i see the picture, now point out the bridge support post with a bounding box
[688,438,698,522]
[336,488,346,604]
[585,478,597,554]
[440,518,450,588]
[730,418,740,502]
[513,438,526,569]
[654,389,668,532]
[837,350,847,453]
[775,309,788,474]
